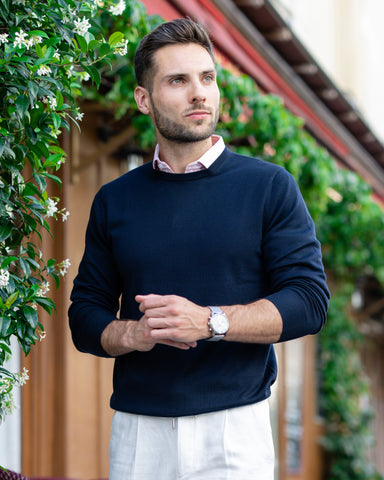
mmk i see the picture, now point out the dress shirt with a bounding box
[153,135,225,173]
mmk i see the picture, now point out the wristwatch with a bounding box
[207,306,229,341]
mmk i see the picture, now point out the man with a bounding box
[69,18,329,480]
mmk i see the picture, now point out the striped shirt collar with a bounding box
[153,135,225,173]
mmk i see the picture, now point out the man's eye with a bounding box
[203,75,214,82]
[171,78,184,85]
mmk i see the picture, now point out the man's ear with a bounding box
[134,86,151,115]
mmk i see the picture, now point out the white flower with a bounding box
[18,368,29,386]
[45,198,58,217]
[1,393,18,416]
[74,17,91,36]
[114,38,129,56]
[49,97,57,109]
[43,96,57,110]
[25,38,34,50]
[0,269,9,287]
[53,50,60,59]
[0,33,8,45]
[38,281,50,297]
[80,71,90,82]
[109,0,126,15]
[0,393,17,418]
[67,65,75,78]
[32,35,43,45]
[61,209,70,221]
[58,258,71,276]
[13,29,28,49]
[39,330,47,341]
[37,65,52,76]
[0,379,11,395]
[63,7,77,24]
[76,112,84,121]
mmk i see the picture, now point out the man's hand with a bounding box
[101,294,283,357]
[101,314,199,357]
[136,294,211,344]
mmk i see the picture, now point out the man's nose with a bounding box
[190,81,206,103]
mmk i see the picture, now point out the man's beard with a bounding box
[150,97,219,143]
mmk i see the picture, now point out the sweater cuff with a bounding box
[266,289,323,343]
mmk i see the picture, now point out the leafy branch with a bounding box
[0,0,126,422]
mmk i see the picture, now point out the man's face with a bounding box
[147,43,220,143]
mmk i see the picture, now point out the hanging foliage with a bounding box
[0,0,126,422]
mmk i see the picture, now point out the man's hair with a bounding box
[134,18,215,90]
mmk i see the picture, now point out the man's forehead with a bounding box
[153,43,215,72]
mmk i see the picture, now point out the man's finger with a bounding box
[135,294,168,312]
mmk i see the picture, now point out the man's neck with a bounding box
[157,137,214,174]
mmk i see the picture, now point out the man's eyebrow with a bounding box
[202,69,217,76]
[163,69,216,79]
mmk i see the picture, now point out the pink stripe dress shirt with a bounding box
[153,135,225,173]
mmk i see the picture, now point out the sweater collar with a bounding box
[153,135,225,174]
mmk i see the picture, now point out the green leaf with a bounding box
[100,42,112,58]
[27,81,39,101]
[44,153,64,168]
[0,0,9,22]
[32,140,50,160]
[29,30,49,39]
[55,90,64,109]
[35,43,44,59]
[76,34,88,53]
[0,315,11,337]
[82,65,101,88]
[41,172,62,186]
[1,256,17,269]
[49,145,66,155]
[108,31,124,46]
[4,292,18,309]
[88,39,101,51]
[24,256,40,270]
[15,95,29,119]
[0,342,12,356]
[51,112,61,131]
[0,222,12,242]
[23,306,38,329]
[33,173,47,192]
[34,297,55,314]
[34,46,55,66]
[19,257,31,277]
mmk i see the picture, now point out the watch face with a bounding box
[212,313,229,334]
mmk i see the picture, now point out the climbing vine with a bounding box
[0,0,125,422]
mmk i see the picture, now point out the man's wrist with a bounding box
[101,319,136,356]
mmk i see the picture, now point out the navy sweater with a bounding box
[69,147,329,416]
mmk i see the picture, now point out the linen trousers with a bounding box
[109,400,275,480]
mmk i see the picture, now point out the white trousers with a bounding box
[109,400,275,480]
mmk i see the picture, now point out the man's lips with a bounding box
[185,110,211,119]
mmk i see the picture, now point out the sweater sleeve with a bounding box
[68,188,122,357]
[262,168,330,342]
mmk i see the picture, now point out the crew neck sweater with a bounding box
[69,147,329,417]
